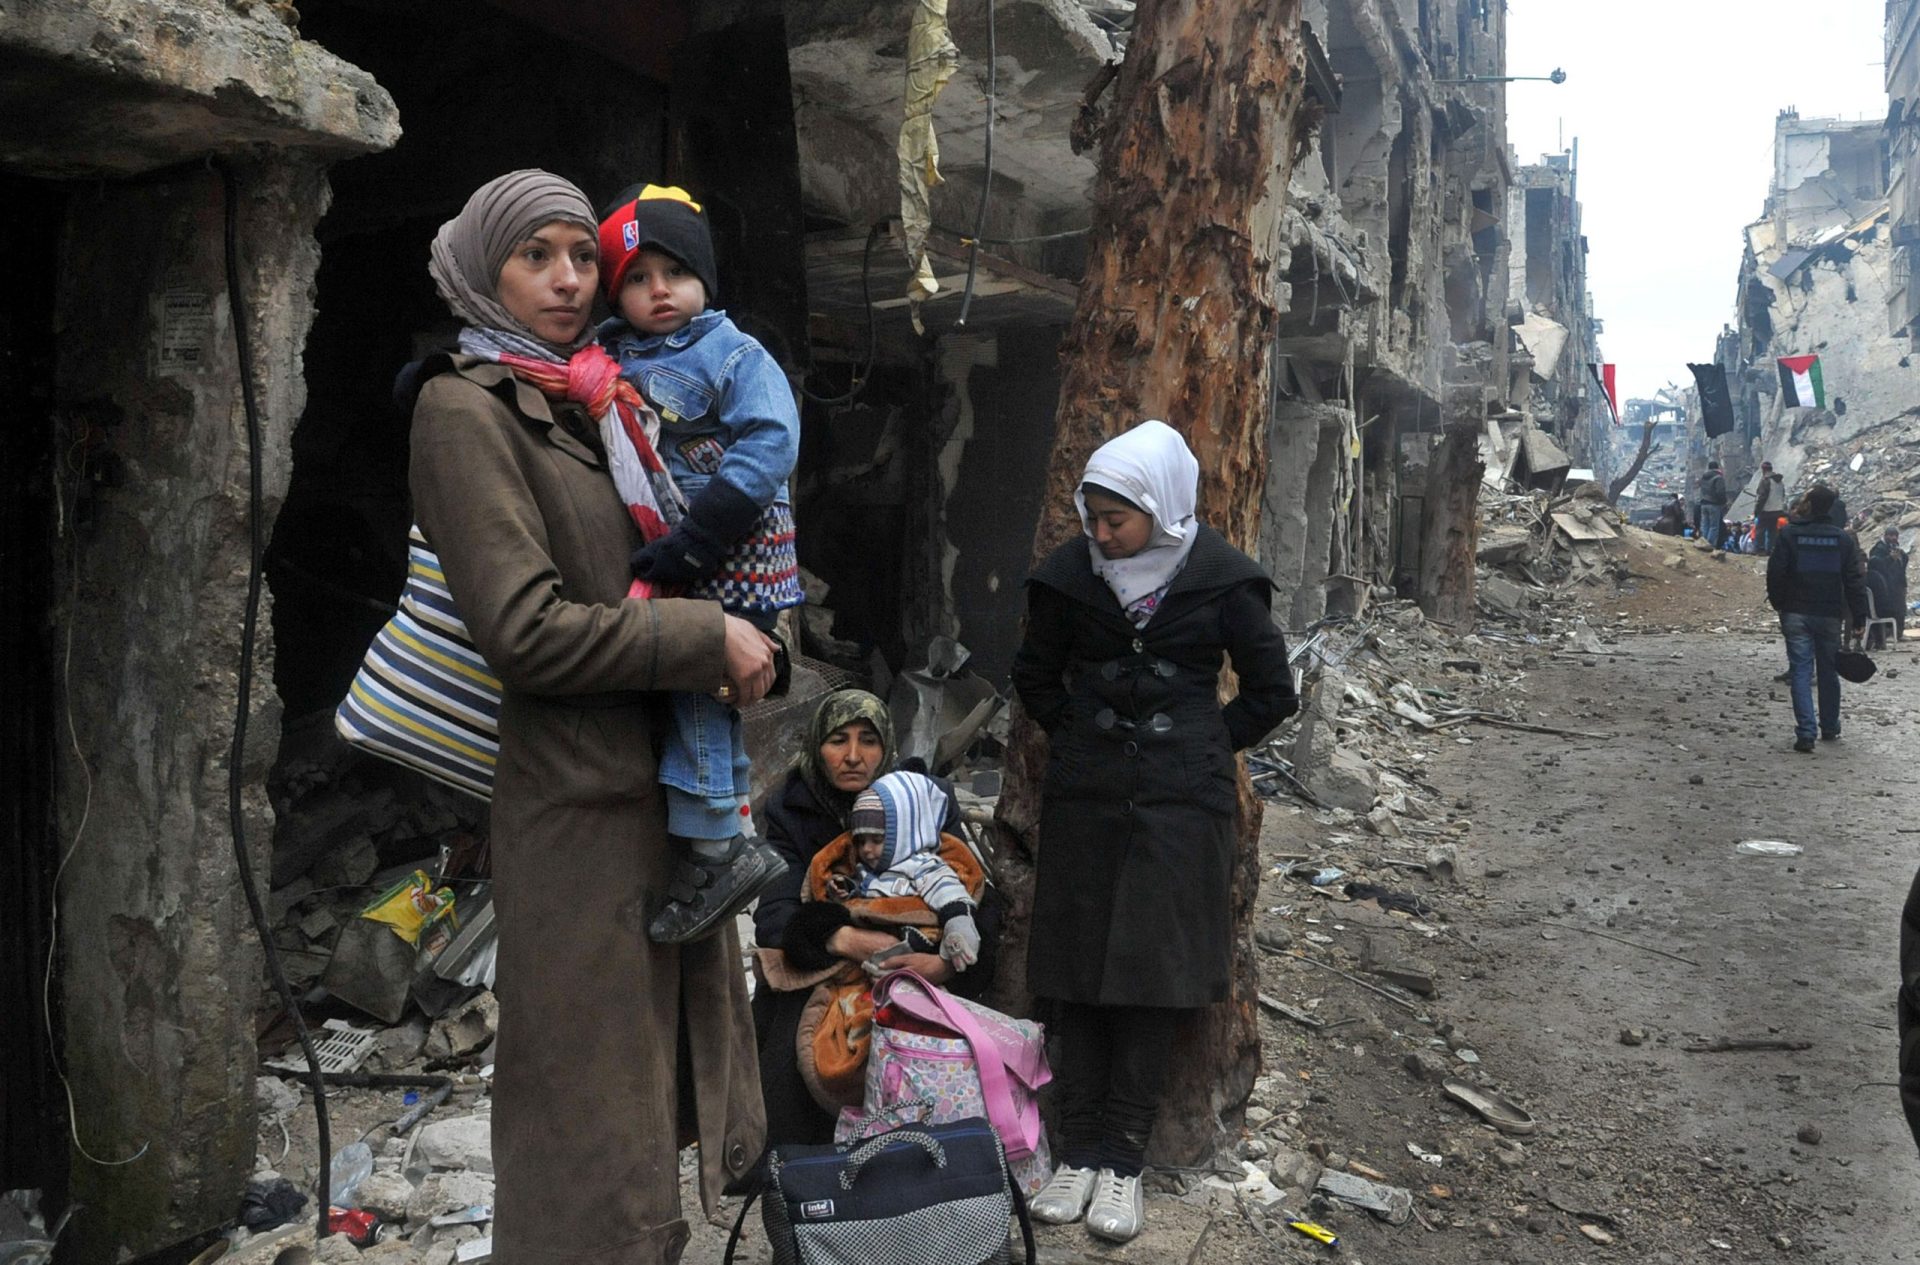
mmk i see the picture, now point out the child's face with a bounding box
[618,247,707,336]
[854,833,885,869]
[1083,490,1154,560]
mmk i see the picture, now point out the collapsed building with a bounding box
[1705,109,1917,528]
[1505,150,1609,483]
[1265,0,1514,625]
[1,0,1554,1256]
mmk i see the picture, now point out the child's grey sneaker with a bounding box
[648,836,787,944]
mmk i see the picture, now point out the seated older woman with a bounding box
[751,689,999,1145]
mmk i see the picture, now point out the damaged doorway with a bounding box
[0,173,68,1201]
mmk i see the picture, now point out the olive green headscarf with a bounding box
[796,689,897,824]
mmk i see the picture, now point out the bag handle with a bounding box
[839,1129,947,1189]
[722,1183,759,1265]
[874,969,1044,1160]
[1008,1158,1038,1264]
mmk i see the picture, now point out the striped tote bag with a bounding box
[334,527,499,798]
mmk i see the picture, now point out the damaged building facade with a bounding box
[1704,109,1917,527]
[1506,151,1609,484]
[1263,0,1515,626]
[4,1,1542,1257]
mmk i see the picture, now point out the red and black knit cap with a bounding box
[597,184,718,305]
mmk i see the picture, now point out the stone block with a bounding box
[1304,746,1377,813]
[1476,524,1533,565]
[354,1170,420,1219]
[407,1172,496,1227]
[416,1114,494,1176]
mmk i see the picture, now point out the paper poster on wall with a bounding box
[156,286,214,371]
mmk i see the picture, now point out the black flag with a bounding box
[1688,363,1737,438]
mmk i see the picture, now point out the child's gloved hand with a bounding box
[631,478,764,586]
[939,913,981,971]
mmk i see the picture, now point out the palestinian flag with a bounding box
[1777,354,1826,409]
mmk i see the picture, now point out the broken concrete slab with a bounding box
[1303,745,1378,813]
[1479,573,1531,617]
[1315,1168,1414,1225]
[1477,524,1534,565]
[416,1115,494,1176]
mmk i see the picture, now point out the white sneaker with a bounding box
[1085,1168,1144,1243]
[1029,1165,1097,1225]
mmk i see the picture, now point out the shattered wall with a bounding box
[0,3,397,1255]
[1717,114,1917,525]
[1268,0,1512,624]
[1506,156,1608,473]
[1886,1,1920,342]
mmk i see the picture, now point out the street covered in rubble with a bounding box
[11,1,1920,1263]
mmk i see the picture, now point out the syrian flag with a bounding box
[1777,355,1826,409]
[1588,362,1619,425]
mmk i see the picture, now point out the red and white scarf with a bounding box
[459,328,687,598]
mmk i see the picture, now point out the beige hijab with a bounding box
[427,168,598,356]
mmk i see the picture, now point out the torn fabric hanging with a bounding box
[898,0,961,334]
[1777,354,1827,409]
[1588,362,1618,425]
[1687,363,1737,438]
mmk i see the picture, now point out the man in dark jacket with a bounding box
[1766,484,1869,751]
[1697,461,1729,547]
[1753,463,1782,553]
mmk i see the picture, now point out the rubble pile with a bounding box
[1472,479,1630,627]
[1780,421,1920,541]
[267,714,490,995]
[228,997,501,1263]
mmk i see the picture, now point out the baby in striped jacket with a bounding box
[832,771,982,971]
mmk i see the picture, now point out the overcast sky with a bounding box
[1506,1,1891,403]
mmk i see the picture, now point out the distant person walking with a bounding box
[1698,460,1729,547]
[1766,484,1868,752]
[1752,462,1781,553]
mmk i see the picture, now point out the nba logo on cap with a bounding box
[622,220,639,251]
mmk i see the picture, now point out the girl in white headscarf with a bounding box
[1012,419,1298,1245]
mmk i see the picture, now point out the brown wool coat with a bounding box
[411,358,765,1264]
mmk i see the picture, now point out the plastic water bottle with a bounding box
[326,1141,374,1209]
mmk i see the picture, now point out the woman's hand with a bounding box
[876,952,954,984]
[826,926,899,962]
[721,615,778,706]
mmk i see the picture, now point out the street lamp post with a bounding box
[1435,68,1567,85]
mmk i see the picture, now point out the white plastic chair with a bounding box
[1864,589,1900,649]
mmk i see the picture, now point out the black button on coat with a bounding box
[1012,526,1297,1008]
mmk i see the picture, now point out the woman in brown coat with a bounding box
[409,170,773,1263]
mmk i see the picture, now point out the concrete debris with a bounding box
[426,994,499,1063]
[415,1115,494,1176]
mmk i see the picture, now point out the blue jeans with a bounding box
[1757,517,1777,553]
[660,691,752,839]
[1780,612,1842,741]
[1700,504,1725,548]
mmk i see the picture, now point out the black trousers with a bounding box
[1049,1001,1185,1177]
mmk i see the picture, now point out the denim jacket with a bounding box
[599,310,798,508]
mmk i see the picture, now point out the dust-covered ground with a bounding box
[1235,632,1920,1263]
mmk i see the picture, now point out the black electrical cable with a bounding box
[956,0,997,327]
[216,157,334,1244]
[798,223,883,408]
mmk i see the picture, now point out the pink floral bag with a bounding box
[835,969,1054,1195]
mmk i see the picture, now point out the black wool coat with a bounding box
[1012,526,1297,1009]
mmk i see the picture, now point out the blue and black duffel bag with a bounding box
[724,1118,1036,1265]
